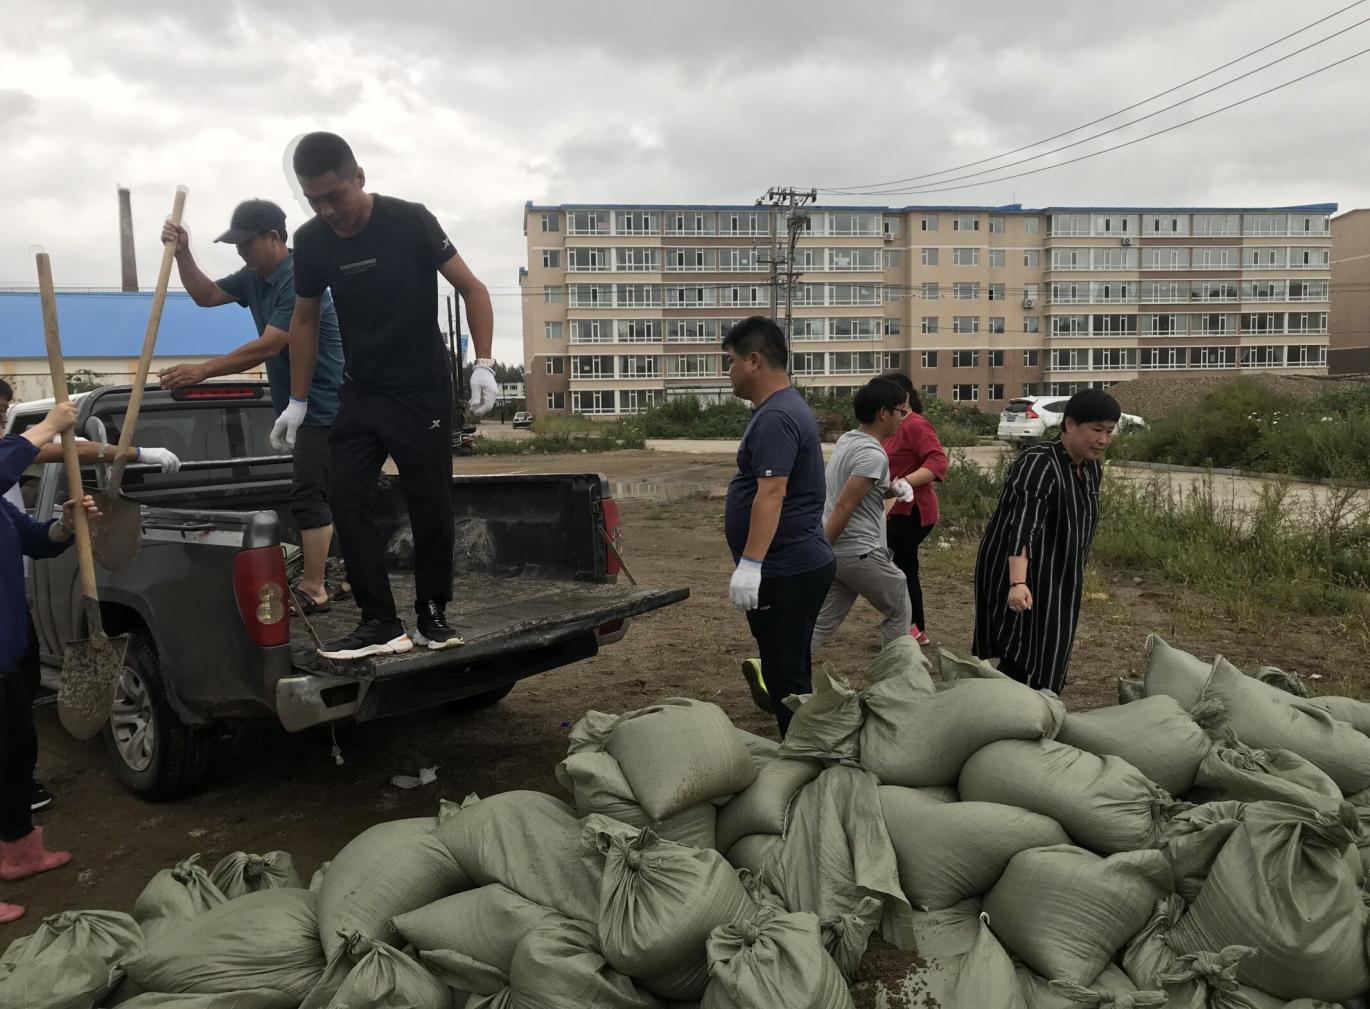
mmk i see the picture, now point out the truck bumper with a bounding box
[275,672,370,732]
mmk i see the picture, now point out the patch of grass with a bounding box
[473,432,645,455]
[934,454,1370,625]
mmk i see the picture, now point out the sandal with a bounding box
[325,579,351,602]
[291,589,332,616]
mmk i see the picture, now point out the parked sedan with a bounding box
[998,395,1144,443]
[512,411,534,429]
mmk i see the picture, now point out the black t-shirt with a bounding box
[293,194,457,391]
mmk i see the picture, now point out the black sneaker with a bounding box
[30,783,53,812]
[414,600,464,650]
[318,619,414,660]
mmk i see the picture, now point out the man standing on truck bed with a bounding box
[274,131,499,659]
[158,200,345,614]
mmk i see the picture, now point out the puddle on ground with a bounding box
[611,479,725,501]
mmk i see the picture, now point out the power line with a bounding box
[822,14,1370,196]
[818,45,1370,198]
[819,0,1369,193]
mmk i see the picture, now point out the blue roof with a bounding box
[0,291,257,359]
[526,200,1338,215]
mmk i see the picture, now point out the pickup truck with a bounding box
[6,382,687,799]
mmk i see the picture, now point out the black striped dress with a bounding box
[972,439,1102,693]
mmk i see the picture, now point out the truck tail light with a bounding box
[601,496,623,577]
[234,546,289,646]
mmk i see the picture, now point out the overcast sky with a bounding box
[4,0,1368,363]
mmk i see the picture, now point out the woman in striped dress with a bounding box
[972,390,1120,693]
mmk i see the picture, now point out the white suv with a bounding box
[997,395,1144,443]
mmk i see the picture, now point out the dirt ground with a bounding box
[7,449,1367,937]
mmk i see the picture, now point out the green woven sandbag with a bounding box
[1058,696,1212,797]
[1308,695,1370,736]
[318,817,469,960]
[702,906,853,1009]
[131,855,227,945]
[584,817,754,1001]
[507,919,659,1009]
[863,678,1066,789]
[938,644,1010,682]
[112,993,299,1009]
[1193,735,1345,816]
[984,845,1173,986]
[1156,801,1247,901]
[1142,635,1212,710]
[880,790,1069,910]
[124,888,325,1003]
[208,851,302,900]
[393,884,565,995]
[1121,894,1262,1009]
[1017,963,1163,1009]
[556,749,717,848]
[0,909,142,1009]
[299,932,450,1009]
[1168,801,1370,1002]
[777,670,865,765]
[715,756,821,854]
[434,791,602,925]
[1198,657,1370,794]
[960,739,1183,854]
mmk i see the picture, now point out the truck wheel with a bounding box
[450,683,514,711]
[103,632,218,800]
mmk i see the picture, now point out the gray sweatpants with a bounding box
[811,546,913,649]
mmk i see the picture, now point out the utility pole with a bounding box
[755,187,817,374]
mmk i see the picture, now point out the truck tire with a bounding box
[103,632,218,800]
[450,683,514,711]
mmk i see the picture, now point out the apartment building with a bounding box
[522,202,1334,417]
[1331,208,1370,374]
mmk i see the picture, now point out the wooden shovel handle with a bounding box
[113,186,186,460]
[36,252,99,603]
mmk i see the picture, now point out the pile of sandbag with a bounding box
[5,632,1369,1009]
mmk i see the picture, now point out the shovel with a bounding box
[36,250,130,740]
[92,186,187,570]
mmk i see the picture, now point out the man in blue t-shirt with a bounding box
[722,316,835,736]
[159,200,344,614]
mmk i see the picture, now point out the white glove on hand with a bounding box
[135,446,182,473]
[270,397,308,452]
[469,363,498,417]
[890,478,915,504]
[729,558,763,611]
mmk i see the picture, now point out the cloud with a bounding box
[2,0,1368,366]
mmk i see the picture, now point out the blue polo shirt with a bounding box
[217,254,344,426]
[724,386,834,578]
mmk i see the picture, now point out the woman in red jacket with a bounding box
[879,373,949,645]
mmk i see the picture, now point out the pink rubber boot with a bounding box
[0,827,71,881]
[0,901,22,924]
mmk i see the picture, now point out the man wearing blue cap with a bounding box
[159,199,345,615]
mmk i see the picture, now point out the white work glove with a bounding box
[134,446,181,473]
[890,478,915,504]
[729,558,763,611]
[469,360,498,417]
[270,397,308,451]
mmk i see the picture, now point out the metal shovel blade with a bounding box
[90,490,142,570]
[57,598,129,740]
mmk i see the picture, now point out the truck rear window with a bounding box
[101,402,277,464]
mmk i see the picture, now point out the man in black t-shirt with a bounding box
[273,131,498,659]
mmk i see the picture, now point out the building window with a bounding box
[921,316,938,334]
[884,318,902,336]
[921,384,938,399]
[989,383,1005,400]
[884,249,903,269]
[1023,350,1040,367]
[953,248,980,266]
[989,249,1006,268]
[988,284,1005,301]
[544,321,563,341]
[921,247,939,266]
[988,318,1005,335]
[920,214,939,232]
[546,391,565,410]
[543,285,563,304]
[921,351,938,368]
[952,350,979,367]
[572,389,617,415]
[921,282,939,300]
[952,215,979,232]
[541,249,561,269]
[1022,382,1040,396]
[953,283,979,300]
[952,384,979,402]
[987,350,1005,367]
[989,217,1005,234]
[545,356,565,375]
[1023,249,1040,268]
[953,316,979,334]
[1023,316,1040,333]
[540,212,560,232]
[1024,218,1041,234]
